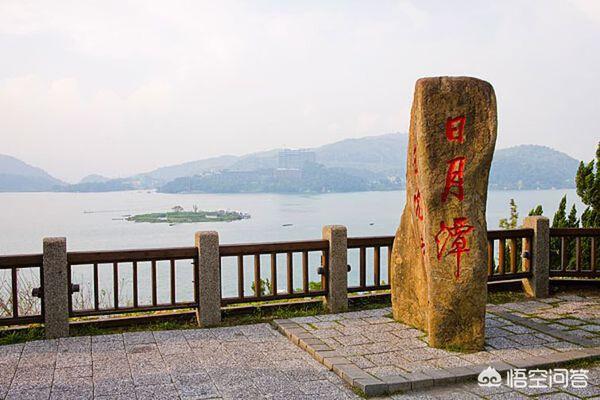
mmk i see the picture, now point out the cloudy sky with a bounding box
[1,0,599,182]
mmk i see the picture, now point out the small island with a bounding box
[126,206,250,224]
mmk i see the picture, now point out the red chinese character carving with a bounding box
[445,116,466,143]
[442,156,466,202]
[435,217,475,279]
[412,145,418,175]
[420,236,426,255]
[413,190,423,221]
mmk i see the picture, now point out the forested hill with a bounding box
[0,154,65,192]
[0,134,580,192]
[489,145,579,190]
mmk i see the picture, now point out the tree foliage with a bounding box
[576,142,600,228]
[528,205,543,216]
[499,199,519,229]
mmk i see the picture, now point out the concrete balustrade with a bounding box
[522,216,550,298]
[195,231,222,327]
[34,223,553,337]
[322,225,349,313]
[42,237,70,339]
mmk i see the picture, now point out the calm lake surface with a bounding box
[0,190,583,303]
[0,189,583,253]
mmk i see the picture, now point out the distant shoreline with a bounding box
[0,186,577,195]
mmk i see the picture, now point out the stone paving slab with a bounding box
[0,324,362,400]
[3,296,600,399]
[274,296,600,397]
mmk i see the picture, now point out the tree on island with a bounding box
[172,205,184,213]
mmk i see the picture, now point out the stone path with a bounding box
[1,295,600,399]
[275,294,600,397]
[490,294,600,347]
[0,324,359,400]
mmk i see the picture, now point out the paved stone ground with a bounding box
[287,305,588,380]
[278,295,600,398]
[490,294,600,346]
[387,369,600,399]
[1,295,600,399]
[0,324,361,399]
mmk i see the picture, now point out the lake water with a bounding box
[0,189,584,305]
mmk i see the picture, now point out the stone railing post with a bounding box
[195,231,221,327]
[42,237,70,339]
[322,225,348,313]
[522,216,550,298]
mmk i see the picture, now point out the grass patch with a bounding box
[560,355,600,369]
[350,387,368,399]
[0,326,44,345]
[70,319,198,338]
[488,290,527,304]
[221,303,325,327]
[442,343,478,354]
[349,294,391,310]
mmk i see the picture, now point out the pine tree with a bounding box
[550,195,580,268]
[574,142,599,269]
[528,205,543,216]
[499,199,519,229]
[576,142,600,228]
[567,204,579,228]
[552,196,568,228]
[498,199,521,273]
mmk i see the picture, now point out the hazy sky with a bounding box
[1,0,599,182]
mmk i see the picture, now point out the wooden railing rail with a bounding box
[67,247,198,317]
[347,236,394,293]
[219,240,329,305]
[487,229,533,282]
[4,226,600,332]
[0,254,44,326]
[550,228,600,278]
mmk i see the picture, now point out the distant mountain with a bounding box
[59,178,135,193]
[314,133,406,173]
[489,145,579,190]
[137,155,238,182]
[0,154,65,192]
[79,174,111,184]
[138,133,406,184]
[7,133,579,193]
[149,133,578,193]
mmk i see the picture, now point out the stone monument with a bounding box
[391,77,497,351]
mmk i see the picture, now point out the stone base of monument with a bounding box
[273,304,600,397]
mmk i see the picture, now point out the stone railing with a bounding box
[1,216,598,339]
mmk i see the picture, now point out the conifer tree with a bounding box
[576,142,600,228]
[499,199,519,229]
[528,205,543,216]
[552,196,568,228]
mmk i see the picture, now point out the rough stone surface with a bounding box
[1,296,600,399]
[275,296,600,397]
[522,216,550,298]
[42,237,70,339]
[323,225,349,313]
[391,76,497,351]
[195,231,221,327]
[0,323,364,399]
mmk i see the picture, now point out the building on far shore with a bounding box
[278,149,316,170]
